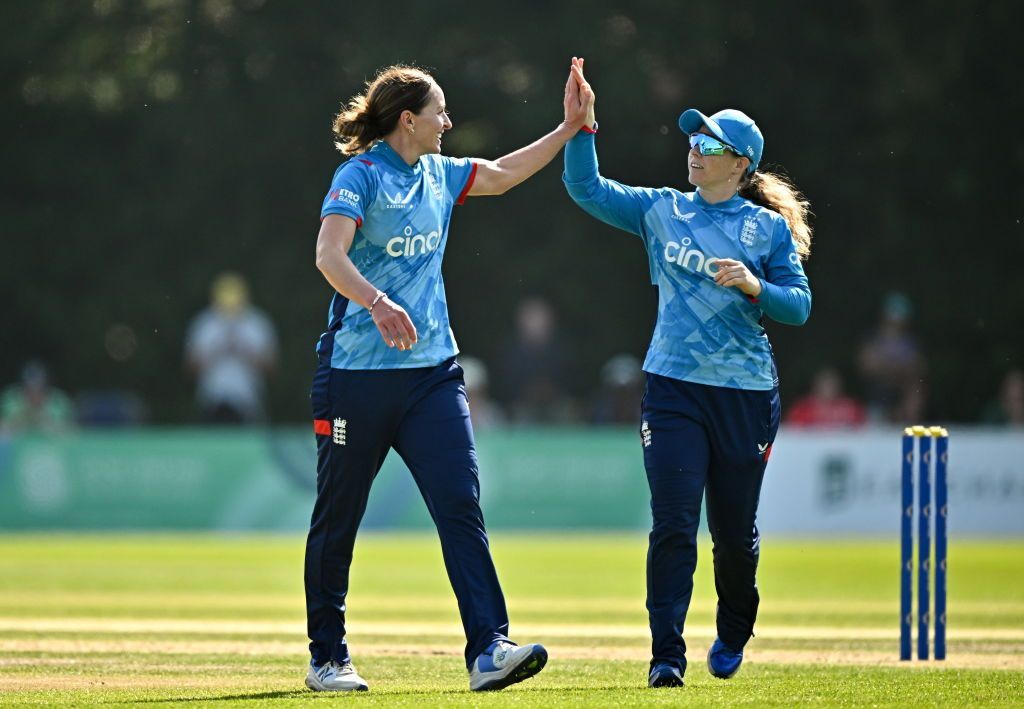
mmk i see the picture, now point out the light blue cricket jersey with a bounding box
[318,140,478,369]
[564,130,811,391]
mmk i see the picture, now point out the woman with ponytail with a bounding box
[562,58,812,689]
[304,64,590,693]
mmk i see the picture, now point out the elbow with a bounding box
[315,244,330,274]
[788,301,812,326]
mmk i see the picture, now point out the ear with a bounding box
[400,109,416,130]
[736,156,751,174]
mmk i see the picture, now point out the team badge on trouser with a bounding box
[332,418,347,445]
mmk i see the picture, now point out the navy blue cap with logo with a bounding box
[678,108,763,174]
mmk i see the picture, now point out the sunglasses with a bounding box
[689,133,738,157]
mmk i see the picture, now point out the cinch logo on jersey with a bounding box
[387,225,441,257]
[663,237,722,277]
[328,188,360,207]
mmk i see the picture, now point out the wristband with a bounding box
[369,290,387,312]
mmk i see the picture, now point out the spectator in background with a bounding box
[495,297,575,423]
[591,353,644,424]
[459,356,505,430]
[185,272,278,424]
[0,361,75,434]
[786,367,866,428]
[981,369,1024,427]
[857,292,925,424]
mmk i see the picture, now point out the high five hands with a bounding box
[564,57,596,130]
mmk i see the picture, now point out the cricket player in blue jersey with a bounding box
[563,59,813,687]
[304,64,590,693]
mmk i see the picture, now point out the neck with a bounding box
[697,181,739,204]
[382,131,422,166]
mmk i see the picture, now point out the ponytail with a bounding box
[331,65,435,156]
[332,93,382,155]
[739,169,813,260]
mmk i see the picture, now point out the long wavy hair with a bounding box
[739,169,813,260]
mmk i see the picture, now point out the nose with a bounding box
[443,113,453,130]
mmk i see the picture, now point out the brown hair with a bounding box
[332,65,435,155]
[739,169,813,260]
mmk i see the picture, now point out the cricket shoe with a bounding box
[707,637,743,679]
[648,662,684,687]
[305,659,369,692]
[469,640,547,691]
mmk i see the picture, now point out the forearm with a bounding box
[476,123,578,194]
[316,248,380,309]
[756,280,812,325]
[562,130,646,236]
[563,128,600,187]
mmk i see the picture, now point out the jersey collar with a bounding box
[693,190,746,213]
[369,140,422,175]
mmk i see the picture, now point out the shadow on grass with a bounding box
[126,690,312,703]
[124,684,633,703]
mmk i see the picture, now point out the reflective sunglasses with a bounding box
[689,133,738,157]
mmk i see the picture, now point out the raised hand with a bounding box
[570,56,596,128]
[562,62,588,130]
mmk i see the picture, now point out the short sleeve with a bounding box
[320,160,376,225]
[437,156,478,206]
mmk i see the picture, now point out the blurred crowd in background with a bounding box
[4,274,1022,435]
[5,4,1021,433]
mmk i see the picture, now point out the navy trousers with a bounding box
[304,356,510,669]
[641,372,780,674]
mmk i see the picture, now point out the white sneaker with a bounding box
[305,660,369,692]
[469,640,548,691]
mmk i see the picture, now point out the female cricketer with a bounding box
[304,64,590,692]
[562,58,812,687]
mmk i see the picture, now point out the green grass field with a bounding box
[1,534,1022,706]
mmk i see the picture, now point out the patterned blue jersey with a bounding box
[318,140,477,369]
[564,131,811,390]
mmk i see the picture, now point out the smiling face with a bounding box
[408,82,452,156]
[686,127,749,190]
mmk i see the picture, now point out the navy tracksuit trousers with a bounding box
[641,371,781,674]
[304,356,510,669]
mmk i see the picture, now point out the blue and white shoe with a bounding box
[648,662,684,687]
[305,659,369,692]
[469,640,547,691]
[707,638,743,679]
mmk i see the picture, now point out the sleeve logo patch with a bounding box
[328,188,361,206]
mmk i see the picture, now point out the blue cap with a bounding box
[678,108,763,174]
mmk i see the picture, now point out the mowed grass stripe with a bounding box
[3,592,1023,615]
[3,616,1024,641]
[2,641,1022,672]
[1,535,1023,705]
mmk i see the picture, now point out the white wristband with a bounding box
[368,290,387,312]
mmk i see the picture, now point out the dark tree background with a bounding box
[2,0,1021,423]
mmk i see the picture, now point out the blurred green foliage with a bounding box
[2,0,1021,422]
